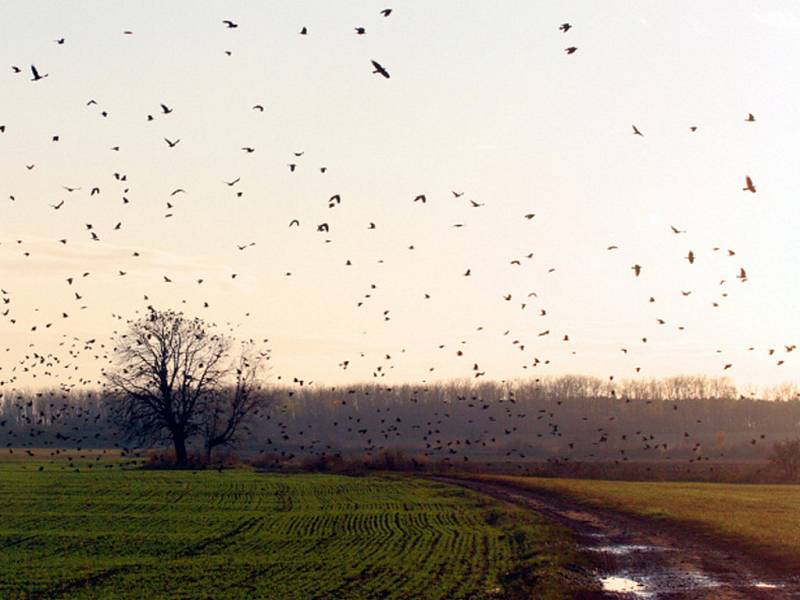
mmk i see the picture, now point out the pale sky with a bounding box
[1,1,799,390]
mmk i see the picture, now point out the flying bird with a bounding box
[742,176,756,193]
[632,125,643,136]
[371,60,390,78]
[30,65,48,81]
[565,47,577,55]
[559,23,572,32]
[164,138,180,148]
[222,20,238,28]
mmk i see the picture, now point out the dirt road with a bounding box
[430,476,800,599]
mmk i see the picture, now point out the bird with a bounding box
[745,113,755,122]
[559,23,572,32]
[670,225,685,234]
[50,201,65,210]
[54,38,65,45]
[524,214,535,220]
[164,138,180,148]
[289,219,300,227]
[355,27,366,35]
[685,251,695,264]
[224,178,240,186]
[565,47,578,55]
[299,26,308,35]
[414,194,426,203]
[222,20,238,28]
[380,8,392,17]
[632,264,642,277]
[30,65,48,81]
[632,125,643,136]
[371,60,390,78]
[253,105,265,112]
[317,223,329,232]
[742,176,756,193]
[160,103,173,114]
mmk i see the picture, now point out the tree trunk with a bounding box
[173,434,188,467]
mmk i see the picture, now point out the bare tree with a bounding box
[107,308,231,466]
[769,438,800,480]
[201,342,273,464]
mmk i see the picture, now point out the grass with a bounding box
[465,473,800,571]
[0,460,584,599]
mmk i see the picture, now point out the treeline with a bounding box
[2,375,799,462]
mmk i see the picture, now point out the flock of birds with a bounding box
[0,10,796,469]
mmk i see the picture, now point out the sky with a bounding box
[1,1,799,391]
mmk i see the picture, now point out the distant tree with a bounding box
[107,308,232,467]
[200,342,273,464]
[769,438,800,480]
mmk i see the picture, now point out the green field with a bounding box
[0,461,582,599]
[468,473,800,571]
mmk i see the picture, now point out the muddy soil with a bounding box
[429,476,800,599]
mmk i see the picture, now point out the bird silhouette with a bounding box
[30,65,48,81]
[371,60,390,78]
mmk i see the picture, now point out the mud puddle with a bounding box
[429,476,800,599]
